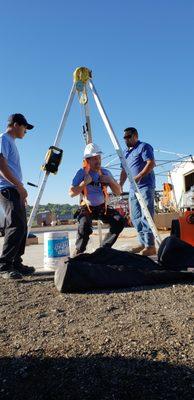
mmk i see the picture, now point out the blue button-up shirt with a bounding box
[122,140,155,193]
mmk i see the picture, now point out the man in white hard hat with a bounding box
[69,143,125,255]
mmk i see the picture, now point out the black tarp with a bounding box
[55,245,194,293]
[158,235,194,269]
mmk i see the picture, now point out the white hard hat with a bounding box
[84,143,103,159]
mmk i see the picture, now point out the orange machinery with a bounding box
[171,209,194,246]
[171,185,194,246]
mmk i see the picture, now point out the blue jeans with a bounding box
[129,187,155,247]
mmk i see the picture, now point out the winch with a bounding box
[42,146,63,174]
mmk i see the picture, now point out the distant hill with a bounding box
[26,203,79,219]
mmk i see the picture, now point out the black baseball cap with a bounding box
[8,113,34,130]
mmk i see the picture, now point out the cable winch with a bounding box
[42,146,63,174]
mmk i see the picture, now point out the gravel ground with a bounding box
[0,271,194,400]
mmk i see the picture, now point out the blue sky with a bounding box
[0,0,193,205]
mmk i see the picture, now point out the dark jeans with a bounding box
[0,187,27,271]
[75,204,125,253]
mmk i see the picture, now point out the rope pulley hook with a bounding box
[73,67,92,105]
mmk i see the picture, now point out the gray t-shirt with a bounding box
[0,132,22,189]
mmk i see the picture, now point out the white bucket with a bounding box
[44,231,70,270]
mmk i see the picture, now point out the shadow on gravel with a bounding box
[73,282,194,295]
[0,355,193,400]
[18,274,194,294]
[34,272,55,277]
[21,277,55,284]
[20,272,55,285]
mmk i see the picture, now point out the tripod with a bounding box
[27,67,161,247]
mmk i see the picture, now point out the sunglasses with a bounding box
[123,134,133,139]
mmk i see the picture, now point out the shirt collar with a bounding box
[126,140,141,153]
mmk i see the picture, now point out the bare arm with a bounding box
[109,179,122,196]
[0,155,28,202]
[134,159,155,182]
[119,169,127,191]
[69,174,92,198]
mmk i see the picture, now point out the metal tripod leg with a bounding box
[97,220,103,246]
[84,85,92,144]
[27,83,77,233]
[89,79,161,247]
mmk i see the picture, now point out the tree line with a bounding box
[26,203,79,218]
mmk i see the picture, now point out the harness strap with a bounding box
[81,159,92,213]
[81,159,109,214]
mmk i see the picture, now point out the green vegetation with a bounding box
[26,203,79,218]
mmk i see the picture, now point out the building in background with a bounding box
[169,156,194,208]
[37,211,53,226]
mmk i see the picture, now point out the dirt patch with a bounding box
[0,274,193,399]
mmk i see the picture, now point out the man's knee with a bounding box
[78,217,92,236]
[110,213,125,233]
[117,216,125,232]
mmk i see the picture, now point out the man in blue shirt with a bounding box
[69,143,125,255]
[0,113,35,279]
[120,127,156,256]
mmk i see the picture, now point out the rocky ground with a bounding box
[0,271,194,400]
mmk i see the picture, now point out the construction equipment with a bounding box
[28,67,161,246]
[108,192,131,227]
[171,185,194,246]
[158,182,178,212]
[42,146,63,174]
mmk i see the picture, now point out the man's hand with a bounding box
[134,160,155,183]
[17,185,28,204]
[84,173,93,185]
[134,175,142,183]
[69,174,93,198]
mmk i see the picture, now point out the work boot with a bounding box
[14,264,35,276]
[1,270,23,280]
[130,245,145,253]
[140,246,157,256]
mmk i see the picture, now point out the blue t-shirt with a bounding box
[72,167,113,206]
[0,132,22,190]
[122,140,155,193]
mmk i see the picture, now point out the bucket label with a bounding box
[47,238,69,258]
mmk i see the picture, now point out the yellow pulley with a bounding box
[79,91,88,105]
[73,67,92,84]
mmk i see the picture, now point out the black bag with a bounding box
[55,247,193,293]
[158,235,194,269]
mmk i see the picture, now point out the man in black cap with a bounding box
[0,114,35,279]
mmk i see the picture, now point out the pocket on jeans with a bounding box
[0,189,10,201]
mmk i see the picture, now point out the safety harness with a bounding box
[81,159,109,214]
